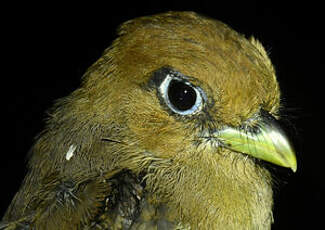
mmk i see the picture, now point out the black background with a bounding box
[2,1,323,229]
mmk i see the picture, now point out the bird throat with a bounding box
[140,151,274,230]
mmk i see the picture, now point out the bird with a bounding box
[1,11,297,230]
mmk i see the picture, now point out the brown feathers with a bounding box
[2,12,292,230]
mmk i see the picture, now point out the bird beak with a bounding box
[217,113,297,172]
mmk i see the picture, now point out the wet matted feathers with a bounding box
[1,12,296,230]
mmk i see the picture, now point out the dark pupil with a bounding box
[167,80,197,111]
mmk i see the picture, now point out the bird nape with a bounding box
[1,12,296,230]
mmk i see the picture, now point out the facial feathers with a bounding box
[2,12,295,230]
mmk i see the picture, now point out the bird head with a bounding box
[6,12,296,230]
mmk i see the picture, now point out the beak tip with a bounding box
[291,162,297,173]
[287,153,297,172]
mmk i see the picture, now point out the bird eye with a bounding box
[159,75,203,115]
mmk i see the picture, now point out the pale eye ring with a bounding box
[159,75,204,115]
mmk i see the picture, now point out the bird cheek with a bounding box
[127,117,186,158]
[122,90,186,158]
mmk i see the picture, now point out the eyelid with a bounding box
[159,74,173,100]
[196,86,208,104]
